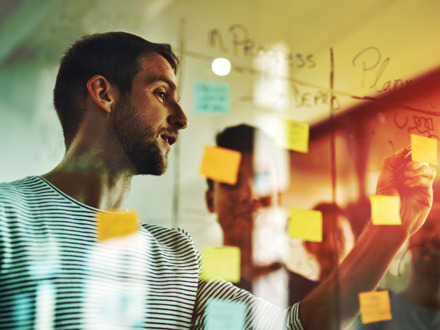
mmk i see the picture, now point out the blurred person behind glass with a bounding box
[290,202,356,303]
[205,124,290,307]
[205,124,356,308]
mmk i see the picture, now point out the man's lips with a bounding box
[235,208,256,218]
[160,133,177,146]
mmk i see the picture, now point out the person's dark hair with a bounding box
[312,202,346,218]
[206,124,258,190]
[53,31,179,147]
[312,202,353,233]
[215,124,256,153]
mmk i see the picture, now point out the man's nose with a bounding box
[168,103,188,130]
[239,180,263,207]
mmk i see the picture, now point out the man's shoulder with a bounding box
[141,223,198,254]
[0,176,39,203]
[0,177,48,220]
[142,223,194,243]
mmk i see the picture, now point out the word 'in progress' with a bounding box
[209,24,315,70]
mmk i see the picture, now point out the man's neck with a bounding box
[42,170,131,211]
[42,141,133,211]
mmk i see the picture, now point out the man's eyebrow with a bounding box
[144,75,180,102]
[144,75,177,90]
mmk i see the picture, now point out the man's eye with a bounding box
[156,91,167,102]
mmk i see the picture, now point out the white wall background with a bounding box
[1,0,440,250]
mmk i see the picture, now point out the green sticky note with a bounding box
[411,134,438,165]
[201,246,241,283]
[193,82,230,114]
[205,298,246,330]
[370,196,401,225]
[359,290,392,324]
[288,208,322,242]
[277,118,309,153]
[199,146,242,185]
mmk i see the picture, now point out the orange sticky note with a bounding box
[359,290,392,324]
[288,208,322,242]
[96,211,139,241]
[199,146,242,185]
[370,196,401,225]
[411,134,438,165]
[201,246,241,283]
[277,118,309,153]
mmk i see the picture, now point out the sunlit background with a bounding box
[1,0,440,300]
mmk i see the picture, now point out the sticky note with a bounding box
[411,134,438,165]
[97,288,144,327]
[288,208,322,242]
[277,118,309,153]
[370,196,401,225]
[199,146,242,185]
[359,290,392,324]
[96,211,138,241]
[201,246,240,283]
[193,82,230,114]
[205,298,246,330]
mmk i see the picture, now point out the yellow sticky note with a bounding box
[277,118,309,153]
[96,211,139,241]
[359,290,392,324]
[199,146,242,185]
[201,246,241,283]
[370,196,401,225]
[288,208,322,242]
[411,134,438,165]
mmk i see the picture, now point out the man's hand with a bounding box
[376,146,436,236]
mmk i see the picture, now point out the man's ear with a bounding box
[205,189,215,213]
[86,75,117,114]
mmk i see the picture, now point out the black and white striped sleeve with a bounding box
[191,276,304,329]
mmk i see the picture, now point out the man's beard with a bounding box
[111,99,168,176]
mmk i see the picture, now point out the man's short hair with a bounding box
[53,31,179,147]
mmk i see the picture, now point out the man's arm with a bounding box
[299,148,436,329]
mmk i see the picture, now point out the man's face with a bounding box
[111,54,187,175]
[206,153,281,263]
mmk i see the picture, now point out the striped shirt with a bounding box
[0,176,303,329]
